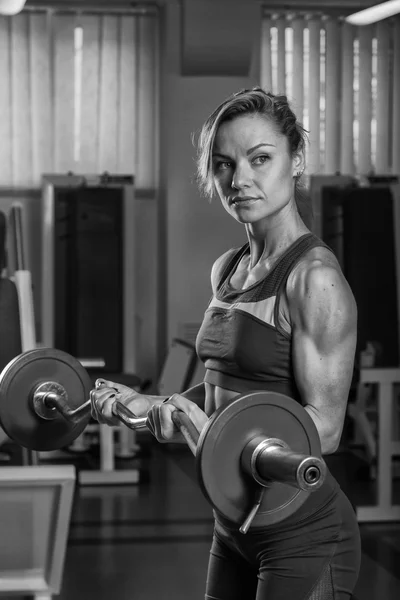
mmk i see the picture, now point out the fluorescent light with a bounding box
[0,0,26,15]
[345,0,400,25]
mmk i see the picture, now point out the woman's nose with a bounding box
[231,163,252,189]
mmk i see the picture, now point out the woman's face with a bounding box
[211,114,302,225]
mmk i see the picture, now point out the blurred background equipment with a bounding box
[41,173,136,377]
[311,174,400,524]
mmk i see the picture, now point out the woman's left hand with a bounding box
[146,394,209,444]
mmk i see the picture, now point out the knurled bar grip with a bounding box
[112,401,200,456]
[171,410,200,456]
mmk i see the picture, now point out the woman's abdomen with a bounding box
[204,382,238,415]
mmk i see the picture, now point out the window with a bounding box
[0,8,159,188]
[262,12,399,176]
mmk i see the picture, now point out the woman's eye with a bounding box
[214,161,232,171]
[252,155,269,166]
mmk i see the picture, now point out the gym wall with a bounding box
[162,0,262,347]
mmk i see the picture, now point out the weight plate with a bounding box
[0,348,92,451]
[196,391,322,530]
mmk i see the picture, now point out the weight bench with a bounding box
[349,367,400,522]
[0,465,75,600]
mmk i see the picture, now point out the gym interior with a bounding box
[0,0,400,598]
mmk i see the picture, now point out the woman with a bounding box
[91,87,361,599]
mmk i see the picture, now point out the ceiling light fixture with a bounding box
[345,0,400,26]
[0,0,27,15]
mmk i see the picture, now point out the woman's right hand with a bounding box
[90,379,151,425]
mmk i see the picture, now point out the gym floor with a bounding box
[1,431,400,599]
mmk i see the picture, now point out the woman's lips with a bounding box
[230,197,260,207]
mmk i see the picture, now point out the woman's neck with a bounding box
[245,213,309,268]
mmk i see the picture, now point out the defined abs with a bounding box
[204,382,239,416]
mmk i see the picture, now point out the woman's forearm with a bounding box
[146,395,169,405]
[146,383,206,410]
[304,404,340,455]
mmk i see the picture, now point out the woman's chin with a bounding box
[231,208,267,225]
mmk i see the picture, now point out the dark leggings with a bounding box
[205,490,361,600]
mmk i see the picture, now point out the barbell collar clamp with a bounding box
[256,443,326,492]
[241,436,290,488]
[31,382,73,421]
[33,383,92,425]
[294,455,326,491]
[241,435,326,491]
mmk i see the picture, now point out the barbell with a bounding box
[0,347,327,533]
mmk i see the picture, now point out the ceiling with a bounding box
[25,0,382,8]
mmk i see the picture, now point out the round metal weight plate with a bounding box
[196,391,322,530]
[0,348,92,451]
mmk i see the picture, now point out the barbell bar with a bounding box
[30,382,322,498]
[0,347,326,532]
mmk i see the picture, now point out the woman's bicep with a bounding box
[289,263,357,451]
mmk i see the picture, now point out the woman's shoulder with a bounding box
[287,244,356,316]
[297,243,340,272]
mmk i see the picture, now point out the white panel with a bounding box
[260,16,272,92]
[270,24,278,93]
[41,180,55,347]
[30,12,52,183]
[358,25,373,174]
[276,17,286,94]
[307,18,321,174]
[303,27,309,132]
[79,15,101,173]
[375,20,391,174]
[97,15,119,173]
[136,16,157,189]
[53,14,75,173]
[340,22,355,175]
[292,17,304,122]
[0,17,12,186]
[118,16,137,174]
[393,17,400,175]
[11,14,32,185]
[285,26,293,102]
[324,18,340,174]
